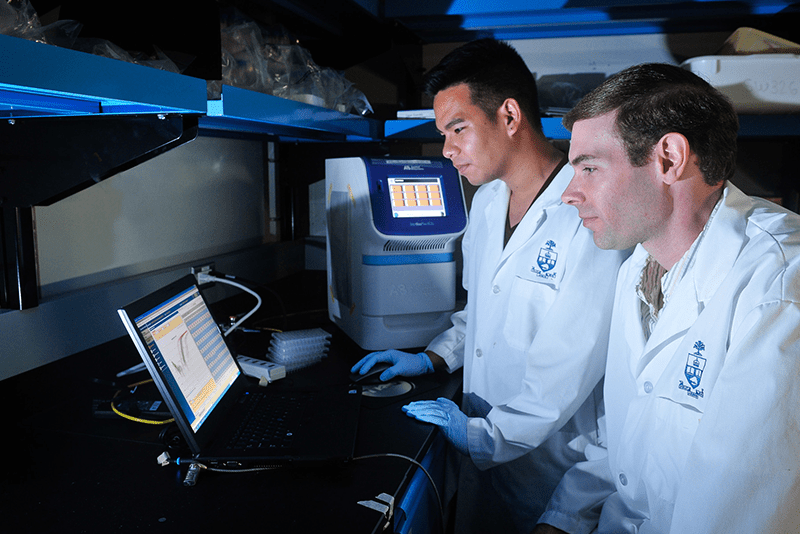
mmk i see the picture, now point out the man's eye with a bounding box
[453,126,464,134]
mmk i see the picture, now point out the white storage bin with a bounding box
[681,54,800,113]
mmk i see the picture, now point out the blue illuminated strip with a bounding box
[363,253,453,266]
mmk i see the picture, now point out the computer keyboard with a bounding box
[226,391,312,450]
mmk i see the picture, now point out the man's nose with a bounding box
[442,138,457,160]
[561,179,584,206]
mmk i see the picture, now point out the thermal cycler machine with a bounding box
[325,157,468,350]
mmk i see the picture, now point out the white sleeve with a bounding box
[469,229,624,467]
[425,205,475,373]
[426,308,466,372]
[538,442,616,534]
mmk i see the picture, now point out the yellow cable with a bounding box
[110,400,174,425]
[111,379,174,425]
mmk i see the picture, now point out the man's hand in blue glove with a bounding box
[402,397,469,456]
[350,349,434,382]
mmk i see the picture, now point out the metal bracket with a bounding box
[0,113,199,309]
[357,492,395,529]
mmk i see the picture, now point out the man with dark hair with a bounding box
[536,62,800,533]
[351,39,627,532]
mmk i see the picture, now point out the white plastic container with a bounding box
[681,54,800,113]
[266,328,331,373]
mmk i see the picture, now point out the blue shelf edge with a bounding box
[0,36,380,141]
[201,85,380,141]
[385,115,800,141]
[0,34,207,117]
[385,117,571,140]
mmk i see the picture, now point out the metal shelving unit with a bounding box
[1,0,799,309]
[201,85,380,142]
[0,34,383,309]
[0,34,380,141]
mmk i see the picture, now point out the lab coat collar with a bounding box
[481,180,511,262]
[630,182,749,373]
[690,183,751,305]
[622,246,650,373]
[491,164,573,264]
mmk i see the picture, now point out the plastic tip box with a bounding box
[266,328,331,373]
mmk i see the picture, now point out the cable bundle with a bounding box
[266,328,331,372]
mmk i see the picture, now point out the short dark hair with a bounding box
[424,38,543,132]
[563,63,738,186]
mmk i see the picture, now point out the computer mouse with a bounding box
[350,361,393,384]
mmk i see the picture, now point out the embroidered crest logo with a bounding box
[537,240,558,272]
[678,340,706,399]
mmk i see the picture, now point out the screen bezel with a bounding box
[366,158,467,237]
[118,275,248,454]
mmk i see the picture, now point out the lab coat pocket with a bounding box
[616,393,703,513]
[645,396,703,506]
[503,274,558,351]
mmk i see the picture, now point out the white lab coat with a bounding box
[541,183,800,533]
[427,165,628,531]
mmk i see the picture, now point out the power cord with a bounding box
[205,270,289,332]
[156,453,283,486]
[196,272,262,337]
[157,450,443,523]
[352,453,444,531]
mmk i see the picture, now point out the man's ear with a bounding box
[498,98,522,136]
[655,132,691,185]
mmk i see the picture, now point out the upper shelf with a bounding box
[0,34,207,117]
[0,35,380,142]
[200,85,380,142]
[385,114,800,141]
[1,31,798,145]
[385,0,799,41]
[386,117,571,140]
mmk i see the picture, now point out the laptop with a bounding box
[117,274,361,468]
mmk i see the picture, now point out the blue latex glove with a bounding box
[402,397,469,456]
[350,349,433,382]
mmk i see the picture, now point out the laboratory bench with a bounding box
[0,272,462,533]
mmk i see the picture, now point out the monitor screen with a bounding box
[134,286,239,432]
[366,158,467,236]
[388,176,446,218]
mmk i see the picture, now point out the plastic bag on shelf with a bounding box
[335,79,374,116]
[220,21,273,94]
[216,17,373,116]
[1,0,178,72]
[0,0,81,48]
[71,38,181,73]
[0,0,39,39]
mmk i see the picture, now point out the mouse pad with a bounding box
[359,374,440,409]
[362,379,413,398]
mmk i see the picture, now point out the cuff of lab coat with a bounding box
[466,417,517,470]
[425,340,463,374]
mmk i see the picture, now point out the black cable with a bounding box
[352,453,445,533]
[165,451,445,531]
